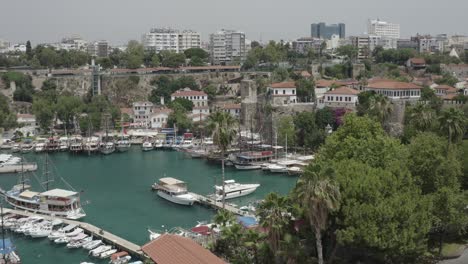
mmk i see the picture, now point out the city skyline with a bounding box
[1,0,467,45]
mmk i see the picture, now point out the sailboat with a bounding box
[3,153,86,220]
[0,203,21,264]
[116,117,131,153]
[100,114,115,155]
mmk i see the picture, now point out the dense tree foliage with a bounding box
[148,75,199,104]
[0,94,17,130]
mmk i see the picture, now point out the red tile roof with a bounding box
[316,80,337,88]
[171,89,207,97]
[367,81,422,90]
[409,58,426,65]
[436,85,458,92]
[152,107,173,114]
[325,86,360,95]
[141,234,225,264]
[270,82,296,89]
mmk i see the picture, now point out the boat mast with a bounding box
[20,152,25,191]
[43,153,52,191]
[1,201,5,262]
[285,133,288,160]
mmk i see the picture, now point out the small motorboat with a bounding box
[83,240,103,250]
[142,141,153,151]
[54,236,71,244]
[90,245,112,257]
[99,249,117,259]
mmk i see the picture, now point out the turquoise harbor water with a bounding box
[0,148,297,264]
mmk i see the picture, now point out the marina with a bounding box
[0,148,296,263]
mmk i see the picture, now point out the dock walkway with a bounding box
[189,192,253,217]
[2,208,144,258]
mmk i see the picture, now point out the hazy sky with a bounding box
[1,0,467,45]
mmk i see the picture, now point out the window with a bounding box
[292,90,295,94]
[275,90,278,95]
[283,90,286,94]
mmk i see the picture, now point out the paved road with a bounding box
[439,248,468,264]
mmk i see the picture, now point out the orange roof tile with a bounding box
[316,79,337,88]
[325,86,360,95]
[409,58,426,65]
[141,234,225,264]
[171,89,207,97]
[436,85,458,92]
[270,82,296,89]
[367,81,422,90]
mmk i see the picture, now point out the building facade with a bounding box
[311,23,346,39]
[209,29,246,65]
[367,19,400,39]
[87,40,109,57]
[365,80,422,100]
[142,28,201,53]
[323,87,359,109]
[132,101,154,127]
[268,82,297,105]
[292,37,323,54]
[150,108,172,129]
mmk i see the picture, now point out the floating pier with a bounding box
[189,192,253,216]
[2,208,145,259]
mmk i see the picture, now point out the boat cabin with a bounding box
[39,189,82,212]
[235,151,274,164]
[155,177,189,195]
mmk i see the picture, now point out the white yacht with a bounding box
[20,144,34,153]
[0,154,37,174]
[83,137,100,154]
[214,180,260,201]
[142,141,153,151]
[69,136,83,153]
[90,245,112,257]
[59,137,69,152]
[152,177,197,206]
[100,142,115,155]
[116,138,131,152]
[34,141,47,153]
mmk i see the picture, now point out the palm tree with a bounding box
[206,111,238,208]
[257,193,291,254]
[213,209,234,227]
[408,102,436,132]
[295,164,341,264]
[438,107,467,145]
[368,94,393,125]
[243,229,268,264]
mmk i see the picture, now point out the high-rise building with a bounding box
[311,23,346,39]
[209,29,246,65]
[141,28,201,53]
[367,19,400,39]
[87,40,109,57]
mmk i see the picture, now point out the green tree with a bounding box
[202,84,217,101]
[271,68,289,82]
[295,78,315,102]
[438,107,467,145]
[367,93,393,125]
[184,48,209,59]
[406,102,436,132]
[26,40,33,59]
[277,116,296,148]
[257,193,292,254]
[160,51,186,67]
[189,56,205,66]
[206,111,238,208]
[407,132,462,194]
[166,103,192,132]
[294,112,324,149]
[295,164,340,264]
[0,94,16,129]
[55,95,84,131]
[315,107,334,129]
[124,40,144,69]
[168,98,193,112]
[336,45,358,62]
[33,97,55,131]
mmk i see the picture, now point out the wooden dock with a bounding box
[2,208,145,258]
[189,192,253,217]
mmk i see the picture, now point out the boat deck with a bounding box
[1,208,145,259]
[189,192,253,217]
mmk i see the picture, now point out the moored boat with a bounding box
[214,180,260,201]
[0,154,37,174]
[152,177,196,206]
[142,141,153,151]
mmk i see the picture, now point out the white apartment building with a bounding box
[367,19,400,39]
[323,87,359,109]
[142,28,201,53]
[133,101,154,128]
[268,82,297,105]
[365,80,422,101]
[210,29,246,65]
[171,88,209,117]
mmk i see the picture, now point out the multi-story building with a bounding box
[150,107,172,129]
[142,28,201,53]
[351,35,397,60]
[87,40,109,57]
[220,104,241,118]
[171,88,209,118]
[323,87,359,109]
[397,39,419,50]
[268,82,297,105]
[311,23,346,39]
[413,35,445,53]
[367,19,400,39]
[132,101,154,128]
[209,29,246,65]
[292,37,323,54]
[365,80,422,101]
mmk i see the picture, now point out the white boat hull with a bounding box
[157,191,196,206]
[5,200,86,220]
[216,187,258,201]
[0,163,37,173]
[234,164,261,170]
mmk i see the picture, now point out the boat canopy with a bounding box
[62,224,77,232]
[19,190,39,199]
[224,180,236,184]
[159,177,185,185]
[40,188,77,198]
[111,251,129,260]
[0,238,15,254]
